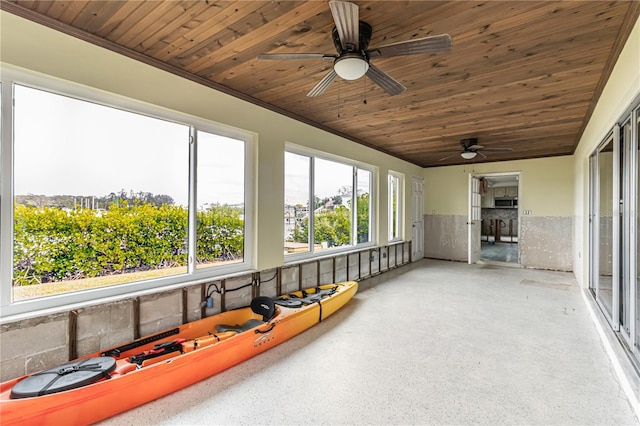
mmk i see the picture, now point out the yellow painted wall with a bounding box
[424,156,574,217]
[0,11,423,271]
[572,17,640,287]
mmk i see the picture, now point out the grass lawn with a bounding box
[12,259,239,301]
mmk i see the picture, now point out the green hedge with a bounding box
[13,203,244,286]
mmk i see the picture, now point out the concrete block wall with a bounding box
[319,259,334,284]
[186,286,205,323]
[347,254,359,281]
[258,269,279,299]
[137,290,183,338]
[76,300,133,357]
[1,313,68,381]
[371,248,381,275]
[1,244,411,382]
[224,276,255,311]
[281,266,300,294]
[300,263,318,289]
[360,252,371,277]
[335,256,347,282]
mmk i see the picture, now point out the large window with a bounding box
[0,68,254,315]
[314,158,353,252]
[388,172,403,241]
[357,169,372,244]
[196,131,245,269]
[284,152,312,254]
[284,147,373,256]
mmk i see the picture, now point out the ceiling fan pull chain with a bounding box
[337,81,341,118]
[363,77,367,105]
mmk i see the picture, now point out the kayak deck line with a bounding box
[0,281,358,425]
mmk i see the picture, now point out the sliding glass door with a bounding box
[635,107,640,358]
[590,101,640,360]
[591,132,618,327]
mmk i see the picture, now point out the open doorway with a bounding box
[478,173,520,264]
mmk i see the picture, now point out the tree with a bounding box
[98,190,175,209]
[357,192,370,243]
[291,193,369,247]
[337,185,352,196]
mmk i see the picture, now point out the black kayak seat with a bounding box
[251,296,276,321]
[10,357,117,399]
[215,296,276,334]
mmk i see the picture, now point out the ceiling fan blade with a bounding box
[468,145,485,151]
[307,69,338,97]
[329,1,359,51]
[438,153,458,161]
[366,64,406,96]
[480,147,514,152]
[257,53,336,61]
[366,34,452,58]
[476,151,487,159]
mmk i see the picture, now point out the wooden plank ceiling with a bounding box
[3,0,639,167]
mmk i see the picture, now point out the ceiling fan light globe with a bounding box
[461,152,477,160]
[334,56,369,80]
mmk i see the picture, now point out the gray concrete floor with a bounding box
[100,259,639,425]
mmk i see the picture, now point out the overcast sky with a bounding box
[13,84,244,207]
[285,152,361,206]
[14,84,368,209]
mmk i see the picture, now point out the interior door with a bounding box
[411,177,424,260]
[468,175,481,264]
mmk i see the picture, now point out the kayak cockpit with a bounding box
[215,296,276,333]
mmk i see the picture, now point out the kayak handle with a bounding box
[255,323,275,334]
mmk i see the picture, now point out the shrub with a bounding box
[13,202,244,286]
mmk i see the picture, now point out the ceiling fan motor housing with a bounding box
[332,21,373,54]
[460,138,479,150]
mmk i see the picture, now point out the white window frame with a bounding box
[355,167,374,245]
[388,171,404,242]
[0,64,256,318]
[284,144,376,263]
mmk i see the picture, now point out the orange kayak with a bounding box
[0,281,358,425]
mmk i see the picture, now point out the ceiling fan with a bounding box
[257,1,452,97]
[438,138,514,161]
